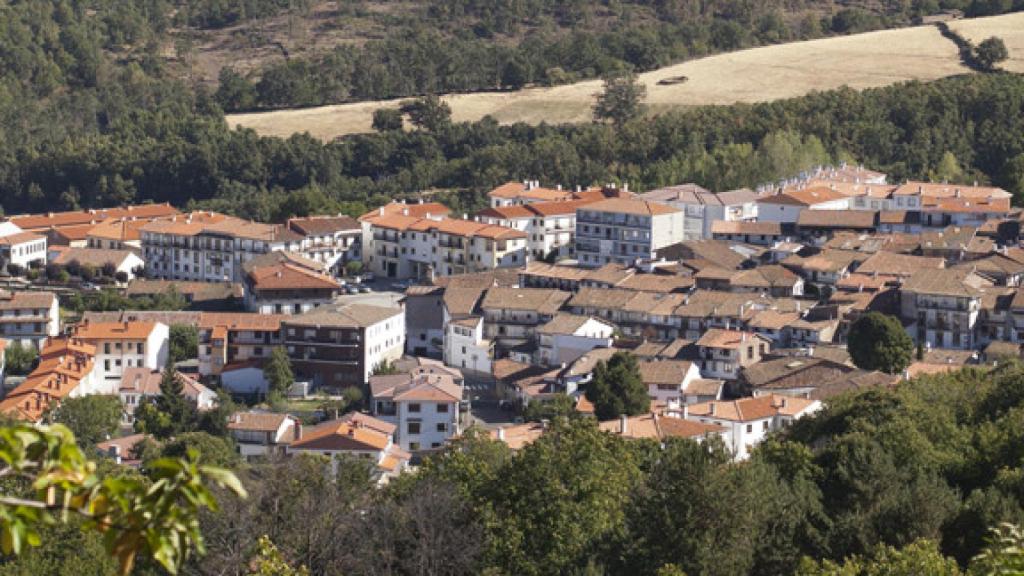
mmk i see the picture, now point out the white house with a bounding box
[0,228,47,270]
[756,187,851,224]
[695,328,771,380]
[684,394,821,459]
[72,320,170,387]
[219,360,270,396]
[227,411,298,459]
[536,314,615,367]
[119,367,217,425]
[444,316,492,375]
[51,247,145,283]
[287,412,411,484]
[369,372,463,452]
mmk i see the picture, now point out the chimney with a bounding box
[294,421,302,440]
[402,208,409,216]
[708,402,715,416]
[619,414,629,435]
[378,207,385,216]
[497,427,505,441]
[556,184,562,191]
[683,405,689,419]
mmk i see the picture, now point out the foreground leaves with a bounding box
[0,423,246,575]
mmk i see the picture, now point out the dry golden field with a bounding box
[949,11,1024,73]
[226,13,1024,141]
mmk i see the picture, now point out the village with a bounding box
[0,163,1019,483]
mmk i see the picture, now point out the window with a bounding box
[407,422,421,434]
[746,424,753,433]
[409,442,420,451]
[432,442,441,448]
[436,403,449,413]
[747,346,754,359]
[408,403,421,413]
[763,421,769,431]
[436,423,447,432]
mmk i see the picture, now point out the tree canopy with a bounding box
[585,351,650,420]
[847,312,915,374]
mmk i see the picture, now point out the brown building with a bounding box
[282,303,405,390]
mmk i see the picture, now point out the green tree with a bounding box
[929,151,965,183]
[971,523,1024,574]
[135,366,196,439]
[265,347,294,397]
[593,69,647,126]
[157,432,241,469]
[169,324,199,364]
[345,260,363,276]
[248,535,308,576]
[372,359,399,376]
[371,108,403,132]
[585,351,650,420]
[522,394,576,422]
[847,312,914,374]
[796,539,962,575]
[215,67,257,111]
[974,37,1009,71]
[45,395,122,448]
[4,343,38,376]
[401,95,452,132]
[0,423,245,575]
[485,419,644,575]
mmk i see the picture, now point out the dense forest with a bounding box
[210,0,1024,110]
[11,364,1024,575]
[2,1,1024,222]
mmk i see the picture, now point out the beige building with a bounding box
[575,199,685,268]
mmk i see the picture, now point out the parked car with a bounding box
[390,280,411,291]
[358,285,372,293]
[359,272,375,282]
[345,285,360,294]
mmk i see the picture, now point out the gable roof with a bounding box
[285,303,402,328]
[481,287,571,314]
[856,251,945,277]
[247,262,341,291]
[286,215,360,236]
[797,210,877,229]
[51,247,138,268]
[599,413,726,440]
[687,394,816,421]
[696,328,765,349]
[758,187,847,206]
[582,198,680,216]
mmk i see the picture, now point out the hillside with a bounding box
[225,12,1024,140]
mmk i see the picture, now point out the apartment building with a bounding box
[72,320,169,385]
[285,215,362,273]
[0,290,59,348]
[361,212,528,280]
[197,313,285,378]
[479,287,572,346]
[243,260,341,315]
[695,328,770,380]
[575,199,685,268]
[639,185,759,240]
[369,371,463,452]
[282,303,405,389]
[900,269,990,349]
[477,198,600,261]
[141,212,305,283]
